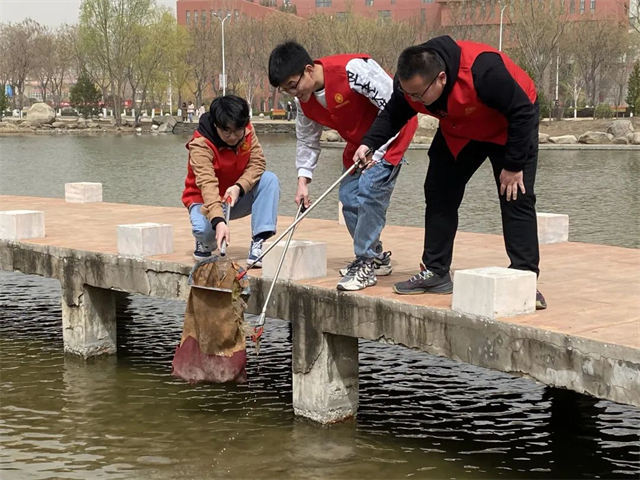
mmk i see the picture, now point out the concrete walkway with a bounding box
[1,195,639,415]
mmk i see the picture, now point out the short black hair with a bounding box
[268,41,313,88]
[397,45,445,82]
[209,95,250,130]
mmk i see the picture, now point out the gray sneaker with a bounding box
[340,251,392,277]
[337,258,377,291]
[392,267,453,295]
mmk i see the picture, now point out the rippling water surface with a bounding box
[1,272,639,479]
[1,135,639,479]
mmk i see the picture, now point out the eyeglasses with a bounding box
[278,73,303,94]
[399,73,440,101]
[218,126,245,137]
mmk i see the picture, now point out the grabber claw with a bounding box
[251,326,264,355]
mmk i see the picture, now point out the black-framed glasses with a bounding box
[218,126,245,137]
[278,73,303,94]
[399,73,440,100]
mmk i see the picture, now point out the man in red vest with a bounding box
[268,42,418,291]
[182,95,280,266]
[354,35,547,309]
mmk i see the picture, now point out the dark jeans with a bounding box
[422,127,540,276]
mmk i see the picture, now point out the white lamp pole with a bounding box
[499,1,508,52]
[213,13,231,96]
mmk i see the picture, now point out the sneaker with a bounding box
[193,241,212,262]
[337,258,377,291]
[392,265,453,295]
[339,251,393,277]
[247,238,264,268]
[536,290,547,310]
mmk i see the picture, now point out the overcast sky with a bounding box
[0,0,177,27]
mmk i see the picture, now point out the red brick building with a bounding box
[177,0,630,28]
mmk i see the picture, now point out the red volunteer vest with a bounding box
[181,126,253,208]
[299,54,418,168]
[405,41,537,159]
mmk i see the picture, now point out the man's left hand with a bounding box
[499,169,525,202]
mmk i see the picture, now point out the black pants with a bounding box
[422,128,540,276]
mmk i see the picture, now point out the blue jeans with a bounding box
[189,171,280,250]
[338,159,403,259]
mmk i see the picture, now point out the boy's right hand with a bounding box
[295,177,311,208]
[215,222,230,249]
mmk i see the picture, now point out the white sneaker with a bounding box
[339,251,392,277]
[247,238,264,268]
[337,258,377,291]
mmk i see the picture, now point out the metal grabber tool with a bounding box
[187,196,234,293]
[251,203,305,355]
[237,148,373,283]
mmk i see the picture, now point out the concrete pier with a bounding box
[1,195,639,421]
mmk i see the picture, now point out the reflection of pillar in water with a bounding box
[288,417,357,475]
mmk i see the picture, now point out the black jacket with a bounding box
[361,35,538,172]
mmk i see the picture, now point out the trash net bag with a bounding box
[171,257,250,383]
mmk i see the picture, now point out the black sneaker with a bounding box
[393,266,453,295]
[536,290,547,310]
[337,257,377,291]
[193,241,212,262]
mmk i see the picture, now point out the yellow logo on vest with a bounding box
[240,141,250,151]
[334,93,344,104]
[465,107,477,115]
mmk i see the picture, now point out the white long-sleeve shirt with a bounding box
[295,58,398,179]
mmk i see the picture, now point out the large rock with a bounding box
[52,121,67,129]
[538,133,550,144]
[157,116,177,133]
[549,135,578,144]
[416,114,439,136]
[26,103,55,125]
[606,119,634,138]
[632,132,640,145]
[0,122,19,132]
[612,136,629,145]
[412,135,431,144]
[578,131,611,144]
[321,130,341,142]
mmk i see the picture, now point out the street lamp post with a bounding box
[499,1,507,52]
[213,13,231,96]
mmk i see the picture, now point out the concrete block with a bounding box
[338,201,346,226]
[262,240,326,281]
[117,222,173,257]
[537,212,569,244]
[293,333,359,424]
[452,267,536,319]
[65,182,103,203]
[0,210,45,240]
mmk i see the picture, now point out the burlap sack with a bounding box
[171,257,250,383]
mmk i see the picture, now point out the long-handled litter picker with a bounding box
[251,203,305,354]
[237,152,372,282]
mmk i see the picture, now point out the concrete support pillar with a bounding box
[293,327,359,424]
[61,283,117,358]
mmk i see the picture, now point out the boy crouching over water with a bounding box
[182,95,280,266]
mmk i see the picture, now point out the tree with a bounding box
[125,8,181,124]
[78,0,157,125]
[32,26,60,104]
[0,86,8,116]
[70,71,102,117]
[509,0,570,100]
[0,19,43,109]
[627,60,640,115]
[50,25,76,109]
[566,17,629,107]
